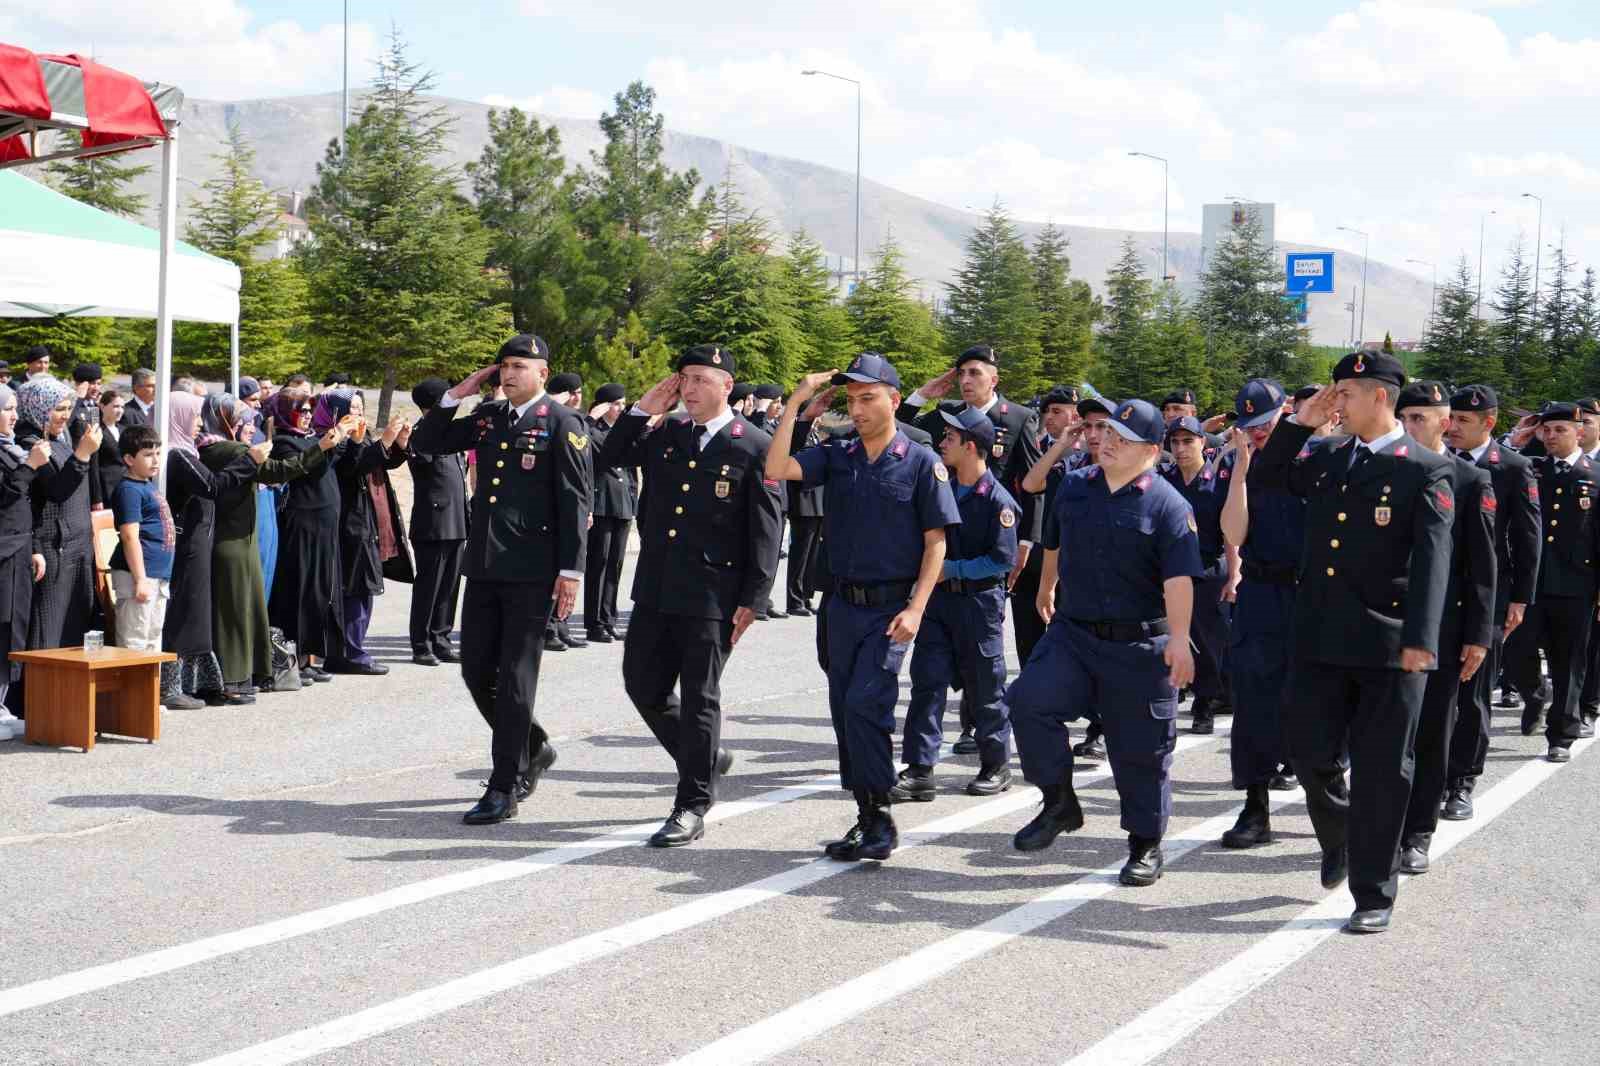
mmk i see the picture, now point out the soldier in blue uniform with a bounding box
[1217,379,1306,850]
[1005,399,1200,887]
[766,354,961,862]
[1161,415,1238,735]
[892,405,1019,802]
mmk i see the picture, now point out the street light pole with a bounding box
[802,69,862,286]
[1337,225,1370,346]
[1522,192,1543,319]
[1407,258,1437,331]
[1129,151,1168,282]
[1477,209,1496,316]
[340,0,348,159]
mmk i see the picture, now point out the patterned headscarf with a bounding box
[266,391,309,437]
[311,388,355,435]
[16,376,72,434]
[167,391,204,456]
[200,392,240,447]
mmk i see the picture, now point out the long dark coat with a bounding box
[268,435,345,659]
[163,447,257,657]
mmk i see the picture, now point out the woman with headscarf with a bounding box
[269,390,353,682]
[0,384,52,739]
[162,391,261,709]
[200,392,345,699]
[317,388,409,674]
[15,376,100,654]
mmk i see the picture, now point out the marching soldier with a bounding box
[1394,381,1496,875]
[406,377,469,666]
[1006,399,1200,887]
[893,405,1019,802]
[597,346,784,846]
[1250,352,1454,934]
[1575,398,1600,726]
[584,383,635,644]
[411,335,591,825]
[784,389,826,617]
[1443,385,1540,818]
[1010,386,1080,668]
[766,353,961,862]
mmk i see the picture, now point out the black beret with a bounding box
[753,383,783,401]
[72,362,102,383]
[729,383,755,403]
[955,345,997,368]
[1077,396,1113,417]
[412,376,449,410]
[322,371,350,386]
[1041,385,1081,408]
[1395,380,1450,412]
[547,372,582,395]
[1160,388,1196,407]
[0,361,10,372]
[496,333,550,363]
[1578,397,1600,416]
[594,382,625,405]
[676,343,735,377]
[23,345,49,362]
[1331,350,1405,389]
[1292,385,1321,403]
[1450,384,1499,411]
[1538,401,1580,424]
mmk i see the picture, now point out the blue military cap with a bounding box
[1106,399,1166,446]
[832,352,903,390]
[939,405,996,450]
[1165,414,1205,439]
[1235,378,1286,430]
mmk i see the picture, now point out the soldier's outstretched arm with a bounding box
[766,371,835,483]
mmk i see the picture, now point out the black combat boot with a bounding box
[824,791,870,860]
[855,793,899,861]
[1221,784,1273,848]
[1012,777,1085,851]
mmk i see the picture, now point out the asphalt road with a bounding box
[1,553,1594,1066]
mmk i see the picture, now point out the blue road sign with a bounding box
[1286,252,1334,293]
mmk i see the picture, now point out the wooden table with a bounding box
[9,646,176,752]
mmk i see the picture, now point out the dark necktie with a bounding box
[1556,459,1571,474]
[693,424,708,452]
[1349,445,1369,473]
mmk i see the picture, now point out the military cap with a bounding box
[939,405,997,450]
[411,376,449,410]
[1105,399,1166,446]
[1235,378,1286,430]
[1292,384,1321,403]
[1578,397,1600,416]
[1450,384,1499,411]
[1395,379,1450,412]
[1166,414,1205,439]
[594,382,625,405]
[1161,388,1197,407]
[72,362,102,383]
[1537,401,1580,424]
[1041,385,1081,409]
[753,383,783,401]
[1332,350,1406,389]
[729,383,755,403]
[496,333,551,363]
[832,351,902,390]
[23,345,49,363]
[1077,395,1113,417]
[955,344,997,368]
[547,372,582,395]
[676,343,735,376]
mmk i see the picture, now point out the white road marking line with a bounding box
[185,729,1228,1066]
[667,787,1299,1065]
[1064,734,1593,1066]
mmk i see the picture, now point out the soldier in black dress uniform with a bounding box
[598,345,784,846]
[584,382,635,644]
[406,377,469,666]
[410,334,593,826]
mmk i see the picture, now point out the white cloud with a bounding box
[1467,152,1600,188]
[482,87,610,119]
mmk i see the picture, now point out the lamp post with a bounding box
[340,0,349,160]
[1129,151,1168,282]
[1337,225,1370,347]
[1477,209,1496,317]
[1522,191,1543,318]
[802,69,862,286]
[1407,258,1437,331]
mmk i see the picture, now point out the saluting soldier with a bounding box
[583,382,635,644]
[1010,386,1080,669]
[406,377,469,666]
[893,405,1019,802]
[1574,398,1600,728]
[1006,399,1200,887]
[410,334,592,825]
[1443,385,1540,818]
[597,346,784,846]
[766,354,961,862]
[1502,402,1600,761]
[1393,381,1496,875]
[783,391,826,617]
[1250,353,1454,934]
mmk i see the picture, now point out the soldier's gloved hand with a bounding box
[730,606,757,648]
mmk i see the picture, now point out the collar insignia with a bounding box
[731,421,743,438]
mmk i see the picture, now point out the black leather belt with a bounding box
[945,576,1005,595]
[1241,559,1298,586]
[835,580,916,608]
[1068,618,1170,642]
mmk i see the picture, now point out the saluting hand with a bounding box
[635,373,681,416]
[799,386,838,421]
[553,575,579,621]
[791,370,837,405]
[730,606,757,648]
[917,367,958,401]
[1201,413,1231,434]
[449,364,498,401]
[1508,414,1539,449]
[1294,385,1337,430]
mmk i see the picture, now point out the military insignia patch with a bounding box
[1186,513,1198,533]
[992,443,1004,457]
[1375,506,1392,526]
[1436,487,1453,511]
[1244,399,1254,413]
[711,350,722,365]
[731,421,744,438]
[999,508,1015,528]
[1528,483,1539,502]
[1482,490,1497,513]
[567,430,587,449]
[535,404,548,416]
[522,453,537,470]
[715,480,730,498]
[1583,496,1593,510]
[933,463,949,482]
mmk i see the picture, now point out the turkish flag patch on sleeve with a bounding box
[1482,489,1497,514]
[1528,483,1540,503]
[1436,487,1454,512]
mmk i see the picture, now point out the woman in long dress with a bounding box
[15,376,96,653]
[0,384,49,739]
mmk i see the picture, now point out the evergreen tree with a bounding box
[1141,286,1210,406]
[299,31,507,422]
[845,233,946,386]
[1382,331,1395,354]
[1096,237,1154,398]
[0,317,114,369]
[1570,268,1600,396]
[1195,212,1301,388]
[45,133,149,217]
[1030,222,1097,389]
[1418,257,1506,393]
[943,201,1044,397]
[580,312,674,400]
[783,230,858,375]
[1489,235,1546,405]
[1539,235,1581,385]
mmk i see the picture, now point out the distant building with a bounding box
[254,189,310,261]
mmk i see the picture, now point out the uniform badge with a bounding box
[1528,483,1539,503]
[567,430,587,449]
[711,350,722,365]
[892,439,908,457]
[522,453,537,470]
[1583,496,1593,510]
[1186,513,1198,533]
[731,421,744,438]
[1489,449,1500,463]
[1435,487,1453,512]
[933,463,949,482]
[1244,399,1254,413]
[1353,355,1366,373]
[992,443,1004,457]
[715,480,730,498]
[999,508,1015,528]
[535,404,548,417]
[1482,490,1497,514]
[1375,506,1392,526]
[1394,445,1408,457]
[1135,474,1151,491]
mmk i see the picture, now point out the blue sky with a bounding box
[6,1,1599,290]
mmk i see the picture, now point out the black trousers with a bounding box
[1449,621,1503,787]
[1010,548,1047,668]
[1507,595,1593,746]
[1403,627,1464,848]
[584,517,630,633]
[786,516,823,610]
[461,578,554,793]
[1580,606,1600,716]
[409,539,464,655]
[1288,661,1426,912]
[623,604,734,813]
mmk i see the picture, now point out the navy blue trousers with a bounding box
[824,597,906,793]
[904,586,1010,768]
[1228,579,1295,788]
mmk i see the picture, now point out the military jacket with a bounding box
[1528,452,1600,600]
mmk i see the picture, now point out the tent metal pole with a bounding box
[154,129,178,492]
[230,318,240,394]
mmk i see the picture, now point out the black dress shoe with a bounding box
[412,652,440,667]
[463,788,517,825]
[1013,779,1084,851]
[889,765,936,803]
[1320,845,1348,889]
[766,606,788,619]
[544,637,568,652]
[1521,702,1546,736]
[585,629,614,644]
[604,624,624,640]
[516,741,559,800]
[788,604,813,617]
[327,660,388,676]
[1072,736,1106,762]
[855,795,898,860]
[715,747,735,777]
[1119,835,1164,886]
[1547,745,1572,763]
[564,633,589,648]
[966,764,1012,796]
[649,808,706,847]
[1580,719,1597,739]
[1190,711,1214,735]
[1267,770,1299,791]
[1346,907,1392,934]
[306,665,333,682]
[951,730,980,755]
[1441,786,1474,821]
[433,646,461,663]
[1495,688,1522,709]
[1221,785,1273,849]
[1399,843,1430,875]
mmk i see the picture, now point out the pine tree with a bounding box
[1418,257,1506,393]
[783,230,858,375]
[1382,331,1395,354]
[0,317,114,369]
[1539,234,1581,386]
[1097,237,1154,399]
[1141,286,1210,406]
[943,201,1044,397]
[45,133,149,217]
[299,31,508,422]
[580,312,674,400]
[1195,212,1301,387]
[845,233,947,387]
[1031,222,1097,390]
[1489,235,1546,405]
[1570,268,1600,396]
